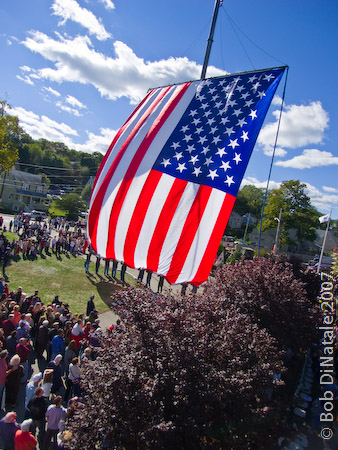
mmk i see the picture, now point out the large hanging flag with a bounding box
[88,66,286,285]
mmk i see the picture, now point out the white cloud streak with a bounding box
[258,101,329,156]
[21,33,224,104]
[275,149,338,169]
[51,0,111,41]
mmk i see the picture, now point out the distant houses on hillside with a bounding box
[0,168,51,213]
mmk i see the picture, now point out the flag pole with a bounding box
[201,0,223,79]
[317,211,332,274]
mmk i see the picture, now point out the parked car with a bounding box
[30,210,47,221]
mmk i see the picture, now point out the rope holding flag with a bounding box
[88,66,287,285]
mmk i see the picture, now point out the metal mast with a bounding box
[201,0,223,79]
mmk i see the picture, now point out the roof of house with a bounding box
[10,169,44,184]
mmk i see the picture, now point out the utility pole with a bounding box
[243,213,250,242]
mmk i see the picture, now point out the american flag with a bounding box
[88,67,285,285]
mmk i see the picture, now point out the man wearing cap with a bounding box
[14,419,37,450]
[0,412,20,450]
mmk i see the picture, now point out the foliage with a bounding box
[331,252,338,278]
[205,257,319,352]
[262,180,319,248]
[67,286,289,449]
[55,193,87,220]
[0,101,20,173]
[81,182,93,204]
[234,185,264,218]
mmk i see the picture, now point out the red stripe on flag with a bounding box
[146,177,188,272]
[88,86,172,252]
[91,89,154,196]
[191,193,236,285]
[165,184,213,284]
[106,83,191,259]
[123,170,163,267]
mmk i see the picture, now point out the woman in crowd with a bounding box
[5,354,25,407]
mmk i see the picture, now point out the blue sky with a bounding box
[1,0,337,218]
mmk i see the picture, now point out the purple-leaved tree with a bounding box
[66,257,319,449]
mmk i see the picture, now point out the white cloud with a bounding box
[16,75,34,86]
[51,0,111,41]
[73,127,116,153]
[43,86,61,97]
[322,186,338,194]
[240,176,281,191]
[258,101,329,155]
[21,33,224,104]
[19,66,33,73]
[65,95,86,109]
[7,105,114,154]
[55,102,83,117]
[9,106,78,143]
[100,0,115,10]
[275,149,338,169]
[304,182,338,214]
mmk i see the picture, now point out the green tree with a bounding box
[0,101,20,172]
[262,180,319,248]
[234,185,264,217]
[331,252,338,278]
[81,182,93,205]
[55,193,87,220]
[0,101,21,201]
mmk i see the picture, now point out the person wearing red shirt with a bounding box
[14,419,37,450]
[16,338,32,383]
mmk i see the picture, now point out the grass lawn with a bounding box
[3,250,137,314]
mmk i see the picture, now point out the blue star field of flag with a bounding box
[153,67,285,197]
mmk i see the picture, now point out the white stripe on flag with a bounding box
[176,189,226,283]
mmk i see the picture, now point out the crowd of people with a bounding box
[0,278,114,450]
[0,214,88,270]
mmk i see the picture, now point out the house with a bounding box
[0,169,51,213]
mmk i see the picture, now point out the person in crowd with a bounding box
[51,329,65,361]
[43,396,67,450]
[111,259,118,278]
[16,321,30,342]
[64,340,77,377]
[5,354,25,407]
[2,314,15,337]
[15,337,31,383]
[66,357,81,399]
[25,372,42,410]
[14,419,37,450]
[120,263,127,283]
[70,319,84,349]
[95,255,101,274]
[86,295,95,317]
[27,386,48,448]
[35,320,49,359]
[0,350,8,409]
[47,354,64,395]
[5,331,17,359]
[0,411,20,450]
[41,369,54,401]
